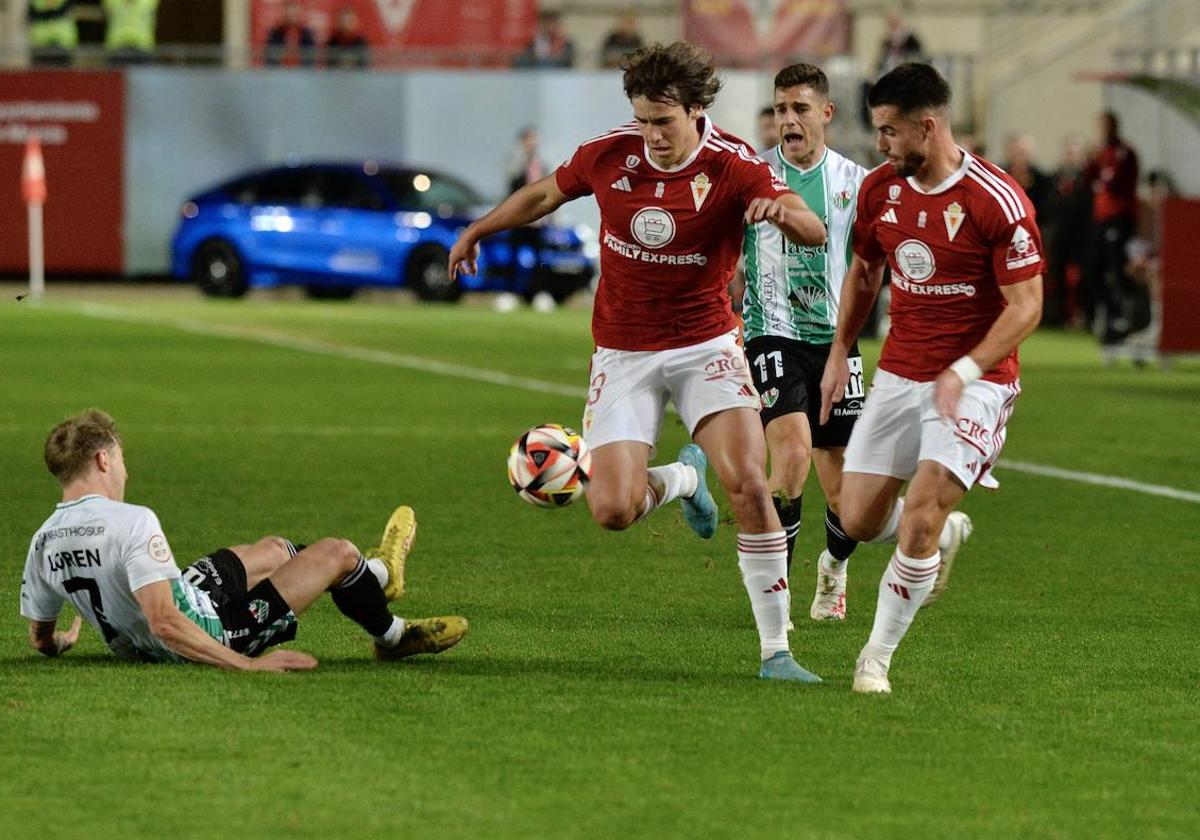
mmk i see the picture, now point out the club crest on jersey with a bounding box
[834,189,853,211]
[625,154,641,169]
[690,172,712,211]
[630,207,676,249]
[895,239,936,282]
[888,184,902,204]
[1005,223,1040,269]
[944,201,965,241]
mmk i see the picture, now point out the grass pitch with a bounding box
[1,286,1197,839]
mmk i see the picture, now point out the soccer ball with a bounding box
[507,423,592,508]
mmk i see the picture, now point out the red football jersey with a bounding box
[556,118,790,351]
[853,151,1044,384]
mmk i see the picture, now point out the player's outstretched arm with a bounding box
[820,255,887,424]
[744,193,825,246]
[133,580,317,672]
[933,274,1043,419]
[448,173,572,280]
[28,615,82,657]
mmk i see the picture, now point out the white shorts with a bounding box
[582,329,761,450]
[842,368,1021,490]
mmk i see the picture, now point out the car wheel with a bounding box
[305,285,357,301]
[191,239,248,298]
[407,244,461,302]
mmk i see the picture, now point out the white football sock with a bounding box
[366,558,389,589]
[373,616,407,648]
[862,548,940,667]
[737,531,791,660]
[868,497,904,543]
[636,462,699,521]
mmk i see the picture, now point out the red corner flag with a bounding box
[22,136,47,205]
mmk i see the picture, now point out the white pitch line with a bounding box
[994,459,1200,504]
[53,300,1200,505]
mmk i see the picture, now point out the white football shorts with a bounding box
[842,368,1021,490]
[581,329,761,451]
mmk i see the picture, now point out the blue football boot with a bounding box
[677,443,718,539]
[759,651,823,683]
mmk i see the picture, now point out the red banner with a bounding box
[1159,197,1200,354]
[683,0,849,67]
[0,72,125,273]
[251,0,538,67]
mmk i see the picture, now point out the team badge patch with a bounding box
[249,599,270,622]
[147,534,171,564]
[833,189,852,211]
[760,388,779,409]
[625,154,641,169]
[690,172,712,211]
[1005,224,1040,269]
[888,184,902,203]
[943,201,965,241]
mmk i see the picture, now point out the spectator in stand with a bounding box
[756,105,777,153]
[507,126,547,194]
[325,6,369,69]
[27,0,77,67]
[1002,134,1053,221]
[103,0,158,66]
[1045,135,1092,327]
[599,12,643,69]
[501,127,551,311]
[513,10,575,69]
[877,9,924,74]
[265,0,317,68]
[1082,111,1139,345]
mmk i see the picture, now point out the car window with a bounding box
[315,171,386,211]
[383,170,482,211]
[252,169,315,206]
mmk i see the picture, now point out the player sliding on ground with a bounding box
[820,63,1043,694]
[450,42,828,682]
[21,409,467,670]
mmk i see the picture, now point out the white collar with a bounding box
[906,147,971,195]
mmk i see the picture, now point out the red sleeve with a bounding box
[554,144,594,199]
[984,191,1046,285]
[734,151,790,205]
[851,179,884,263]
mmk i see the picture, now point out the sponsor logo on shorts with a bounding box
[704,349,748,382]
[249,599,270,623]
[147,534,171,564]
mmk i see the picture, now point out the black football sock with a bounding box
[824,507,858,562]
[329,555,395,637]
[772,493,803,573]
[282,539,306,557]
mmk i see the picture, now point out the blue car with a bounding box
[171,161,595,302]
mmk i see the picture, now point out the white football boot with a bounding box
[922,511,973,608]
[810,550,847,621]
[853,651,892,695]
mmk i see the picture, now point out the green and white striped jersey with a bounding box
[742,146,867,344]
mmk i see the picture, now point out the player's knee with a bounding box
[258,535,290,557]
[311,537,360,573]
[773,448,812,493]
[589,499,637,531]
[898,509,940,551]
[837,506,879,542]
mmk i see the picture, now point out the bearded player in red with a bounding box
[450,42,827,682]
[820,63,1044,695]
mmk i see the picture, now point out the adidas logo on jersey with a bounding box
[611,176,632,192]
[880,208,898,224]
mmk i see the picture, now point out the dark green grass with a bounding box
[1,289,1197,839]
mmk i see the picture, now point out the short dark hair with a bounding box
[774,63,829,98]
[867,63,950,116]
[45,409,122,485]
[621,42,722,111]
